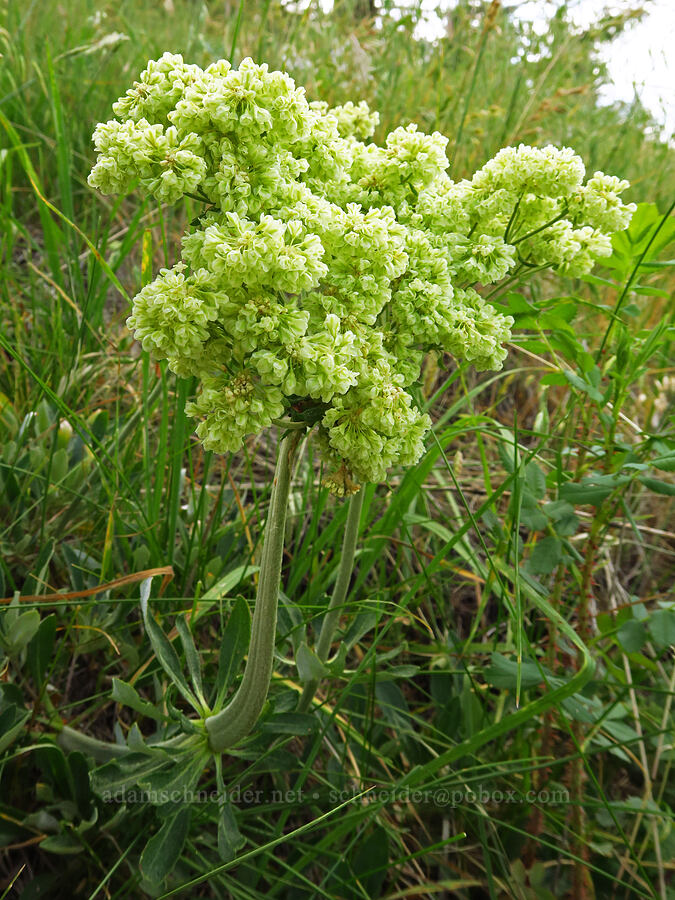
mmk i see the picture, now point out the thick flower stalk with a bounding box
[205,431,302,752]
[89,53,634,492]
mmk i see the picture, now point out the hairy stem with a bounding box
[206,431,302,753]
[297,487,365,712]
[57,725,198,763]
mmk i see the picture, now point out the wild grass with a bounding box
[0,1,674,898]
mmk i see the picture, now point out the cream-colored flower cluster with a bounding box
[89,54,635,489]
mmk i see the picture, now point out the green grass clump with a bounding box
[1,1,674,897]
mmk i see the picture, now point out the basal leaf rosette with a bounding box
[90,54,635,492]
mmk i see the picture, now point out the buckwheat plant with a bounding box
[86,54,634,753]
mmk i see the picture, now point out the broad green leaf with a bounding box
[501,292,533,316]
[539,299,578,323]
[592,721,642,762]
[351,825,390,897]
[127,723,150,752]
[260,713,316,735]
[617,619,647,654]
[520,493,548,532]
[0,704,30,754]
[218,801,246,862]
[51,447,69,482]
[374,664,420,681]
[23,538,55,596]
[539,372,568,387]
[562,369,604,404]
[528,536,562,575]
[580,272,617,288]
[496,428,520,473]
[139,578,200,712]
[544,500,579,537]
[524,461,546,500]
[548,330,584,363]
[375,681,410,731]
[341,611,379,650]
[91,750,170,795]
[561,692,604,723]
[484,653,551,691]
[632,283,669,297]
[5,609,40,654]
[296,641,329,684]
[111,677,164,722]
[34,744,74,800]
[214,595,251,709]
[68,751,94,820]
[560,473,631,506]
[27,613,57,688]
[137,751,209,807]
[647,608,675,649]
[639,475,675,497]
[650,453,675,473]
[140,806,191,886]
[277,590,306,653]
[327,641,349,676]
[175,615,205,701]
[40,832,83,855]
[601,719,641,747]
[0,391,19,435]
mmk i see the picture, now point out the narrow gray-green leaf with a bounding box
[175,615,205,703]
[296,641,329,684]
[140,806,191,886]
[111,678,164,722]
[214,596,251,709]
[140,581,200,712]
[218,801,245,862]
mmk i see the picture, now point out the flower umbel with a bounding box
[89,53,635,489]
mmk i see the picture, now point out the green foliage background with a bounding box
[0,1,674,897]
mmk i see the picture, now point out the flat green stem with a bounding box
[206,431,301,752]
[297,487,365,712]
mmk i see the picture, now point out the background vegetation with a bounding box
[0,0,673,897]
